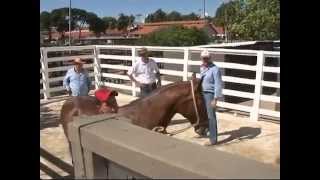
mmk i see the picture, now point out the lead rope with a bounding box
[163,80,201,136]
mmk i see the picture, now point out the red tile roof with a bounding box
[129,20,224,36]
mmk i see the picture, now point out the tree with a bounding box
[152,9,167,22]
[213,0,280,40]
[167,11,182,21]
[231,0,280,40]
[72,8,89,40]
[129,15,135,25]
[102,16,117,29]
[40,11,52,41]
[50,7,76,40]
[145,10,200,23]
[117,13,134,30]
[182,12,200,21]
[145,14,154,23]
[137,25,210,46]
[87,13,106,36]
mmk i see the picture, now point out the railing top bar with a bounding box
[41,45,280,57]
[96,45,186,51]
[263,51,280,57]
[43,45,96,52]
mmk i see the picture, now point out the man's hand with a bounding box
[210,99,218,109]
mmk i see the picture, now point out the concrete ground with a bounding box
[40,93,280,179]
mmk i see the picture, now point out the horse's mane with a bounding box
[121,79,200,108]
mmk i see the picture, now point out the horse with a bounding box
[59,77,209,162]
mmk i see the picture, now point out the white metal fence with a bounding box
[40,45,280,121]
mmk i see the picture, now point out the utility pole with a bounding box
[223,0,228,42]
[69,0,71,46]
[203,0,206,19]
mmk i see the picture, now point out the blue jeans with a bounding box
[203,92,218,144]
[140,83,157,98]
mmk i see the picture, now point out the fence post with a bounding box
[250,51,265,121]
[93,46,101,90]
[131,47,137,97]
[40,48,50,99]
[183,48,190,81]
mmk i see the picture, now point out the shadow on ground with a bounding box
[40,106,60,130]
[216,127,261,144]
[194,126,262,145]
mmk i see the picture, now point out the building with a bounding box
[128,20,225,39]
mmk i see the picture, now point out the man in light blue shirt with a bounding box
[200,50,223,146]
[63,58,91,96]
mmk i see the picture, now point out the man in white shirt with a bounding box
[127,47,161,97]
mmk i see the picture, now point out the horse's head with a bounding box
[175,74,209,135]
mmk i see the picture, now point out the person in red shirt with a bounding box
[94,87,119,113]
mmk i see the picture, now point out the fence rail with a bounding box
[40,45,280,121]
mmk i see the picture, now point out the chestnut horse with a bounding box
[60,78,209,153]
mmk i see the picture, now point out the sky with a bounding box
[40,0,226,20]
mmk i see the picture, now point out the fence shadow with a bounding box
[40,147,74,179]
[40,106,60,130]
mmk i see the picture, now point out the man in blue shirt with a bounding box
[200,50,223,146]
[63,58,91,96]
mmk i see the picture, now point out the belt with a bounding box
[141,82,156,86]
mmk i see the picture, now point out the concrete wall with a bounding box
[69,115,280,179]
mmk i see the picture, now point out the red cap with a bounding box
[94,88,112,102]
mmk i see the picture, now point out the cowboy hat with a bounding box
[73,58,85,64]
[200,50,210,58]
[138,47,148,56]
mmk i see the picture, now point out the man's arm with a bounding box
[211,68,223,108]
[154,62,161,86]
[63,71,71,94]
[127,63,140,86]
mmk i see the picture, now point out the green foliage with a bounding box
[213,0,280,40]
[145,9,200,23]
[167,11,182,21]
[87,13,106,36]
[137,25,210,46]
[40,11,51,31]
[102,17,117,29]
[40,11,53,41]
[50,7,76,35]
[72,8,88,29]
[117,13,135,30]
[182,12,200,21]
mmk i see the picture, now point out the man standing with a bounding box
[127,47,161,97]
[200,50,223,146]
[63,58,92,96]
